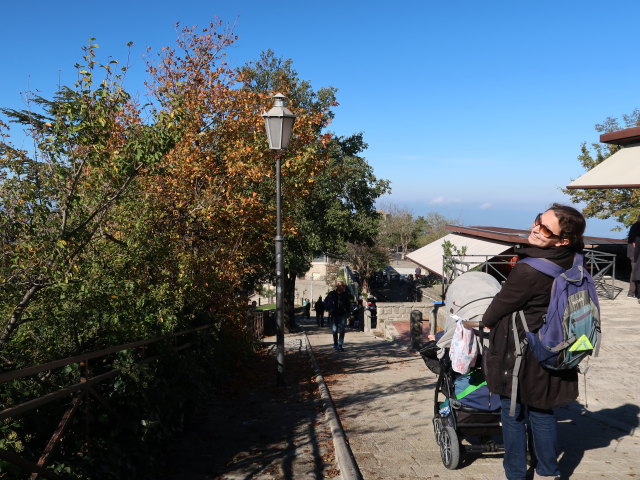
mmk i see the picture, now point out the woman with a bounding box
[483,204,586,480]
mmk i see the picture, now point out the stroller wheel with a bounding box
[432,417,443,445]
[439,426,461,470]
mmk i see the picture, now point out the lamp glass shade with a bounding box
[262,94,296,150]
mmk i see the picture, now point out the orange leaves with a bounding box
[135,22,341,297]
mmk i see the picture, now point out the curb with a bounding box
[302,330,363,480]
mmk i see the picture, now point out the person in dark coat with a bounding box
[324,280,353,351]
[483,204,586,480]
[627,215,640,299]
[314,296,325,327]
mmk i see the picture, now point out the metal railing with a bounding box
[248,311,265,339]
[584,249,619,299]
[441,254,517,298]
[441,249,617,300]
[0,324,214,479]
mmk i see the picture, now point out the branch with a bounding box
[0,284,43,345]
[63,165,139,240]
[60,156,87,235]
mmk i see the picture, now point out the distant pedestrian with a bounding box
[627,215,640,299]
[247,300,257,319]
[325,281,353,351]
[353,298,364,331]
[314,296,325,327]
[304,298,311,320]
[324,294,333,326]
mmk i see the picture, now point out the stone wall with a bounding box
[375,297,449,340]
[377,302,434,324]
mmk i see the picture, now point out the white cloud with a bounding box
[479,202,492,210]
[429,196,462,205]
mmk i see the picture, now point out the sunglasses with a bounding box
[534,213,563,239]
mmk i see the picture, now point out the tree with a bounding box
[563,109,640,228]
[239,52,389,328]
[442,240,468,284]
[2,23,381,478]
[0,41,175,353]
[378,205,417,258]
[143,22,281,325]
[344,242,388,294]
[414,212,454,247]
[378,206,455,256]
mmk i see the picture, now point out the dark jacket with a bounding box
[325,289,352,316]
[482,245,579,410]
[628,221,640,263]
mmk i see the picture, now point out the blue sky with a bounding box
[2,1,639,238]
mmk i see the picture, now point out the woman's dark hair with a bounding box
[548,203,586,251]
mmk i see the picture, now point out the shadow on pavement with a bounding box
[161,345,337,480]
[557,403,639,479]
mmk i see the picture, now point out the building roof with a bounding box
[600,126,640,146]
[405,233,513,277]
[567,126,640,189]
[566,143,640,189]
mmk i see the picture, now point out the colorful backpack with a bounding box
[519,252,601,370]
[507,252,601,417]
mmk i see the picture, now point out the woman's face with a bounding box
[528,210,570,248]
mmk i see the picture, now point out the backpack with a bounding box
[507,252,601,416]
[519,252,601,370]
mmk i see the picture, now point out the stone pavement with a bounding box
[306,281,640,480]
[162,282,639,480]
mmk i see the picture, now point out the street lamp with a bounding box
[262,93,296,386]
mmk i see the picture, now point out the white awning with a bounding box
[567,144,640,189]
[405,234,513,277]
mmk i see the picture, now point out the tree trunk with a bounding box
[283,270,297,332]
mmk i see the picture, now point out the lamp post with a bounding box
[262,93,296,386]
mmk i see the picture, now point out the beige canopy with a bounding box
[566,143,640,189]
[405,233,512,277]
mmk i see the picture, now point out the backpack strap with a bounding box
[509,310,529,417]
[519,256,565,278]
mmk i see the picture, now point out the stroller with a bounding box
[420,271,504,470]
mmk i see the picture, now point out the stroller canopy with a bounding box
[445,271,501,322]
[436,272,502,357]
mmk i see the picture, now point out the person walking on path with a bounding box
[627,215,640,299]
[314,296,326,327]
[324,293,333,327]
[303,298,311,320]
[324,280,353,351]
[483,204,586,480]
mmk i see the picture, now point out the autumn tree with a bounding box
[239,51,389,327]
[143,23,275,325]
[563,109,640,227]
